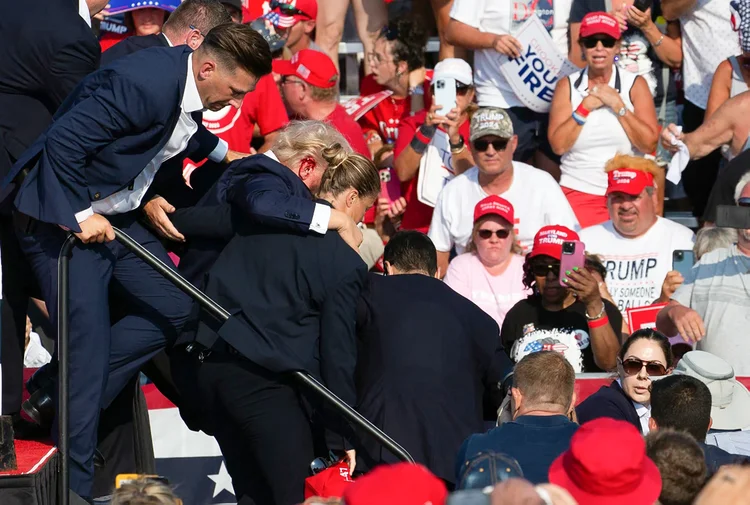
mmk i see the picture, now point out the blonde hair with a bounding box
[309,81,339,102]
[111,479,181,505]
[694,227,737,259]
[605,154,661,180]
[466,216,523,255]
[318,152,380,201]
[272,120,352,172]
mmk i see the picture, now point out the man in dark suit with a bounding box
[354,231,513,487]
[171,138,367,504]
[0,0,103,424]
[2,24,272,500]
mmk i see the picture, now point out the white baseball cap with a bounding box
[433,58,473,86]
[674,350,750,430]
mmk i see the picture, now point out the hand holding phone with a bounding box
[672,249,695,278]
[433,77,457,117]
[559,241,586,285]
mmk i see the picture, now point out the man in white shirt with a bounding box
[445,0,572,172]
[580,158,695,311]
[428,107,579,276]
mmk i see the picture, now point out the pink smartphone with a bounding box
[559,240,586,285]
[379,168,401,204]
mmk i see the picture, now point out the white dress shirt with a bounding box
[78,0,91,27]
[76,54,228,222]
[263,151,330,234]
[617,378,652,434]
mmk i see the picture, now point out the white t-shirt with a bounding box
[579,217,695,311]
[449,0,572,109]
[680,0,740,109]
[428,162,580,254]
[443,253,531,329]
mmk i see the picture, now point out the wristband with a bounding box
[572,103,590,126]
[588,315,610,329]
[365,131,382,145]
[416,124,437,143]
[409,85,425,96]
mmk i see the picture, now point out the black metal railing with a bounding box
[57,228,415,503]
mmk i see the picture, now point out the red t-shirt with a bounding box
[357,74,432,143]
[393,109,471,234]
[325,104,370,158]
[200,73,288,151]
[99,30,131,52]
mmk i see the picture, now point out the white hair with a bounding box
[694,227,738,259]
[734,171,750,203]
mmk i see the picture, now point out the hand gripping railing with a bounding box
[57,229,415,502]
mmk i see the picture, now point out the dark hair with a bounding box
[380,17,428,72]
[521,253,607,291]
[163,0,232,35]
[513,351,576,410]
[202,23,273,78]
[383,231,438,276]
[645,429,707,505]
[650,375,712,442]
[618,329,673,365]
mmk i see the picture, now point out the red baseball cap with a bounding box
[263,0,317,28]
[341,463,447,505]
[579,12,621,39]
[606,169,654,196]
[529,225,580,261]
[273,49,338,88]
[473,195,515,225]
[548,418,662,505]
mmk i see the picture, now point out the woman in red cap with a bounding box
[500,225,621,373]
[548,12,659,228]
[443,195,530,329]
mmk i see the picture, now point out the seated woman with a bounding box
[548,12,658,228]
[576,329,673,434]
[500,225,621,373]
[443,195,530,329]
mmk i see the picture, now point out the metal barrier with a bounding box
[56,228,415,502]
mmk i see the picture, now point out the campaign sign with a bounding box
[342,91,394,121]
[626,303,667,331]
[500,16,577,113]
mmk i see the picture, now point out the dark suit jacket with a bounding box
[4,46,217,232]
[100,33,221,207]
[0,0,100,182]
[354,273,513,482]
[575,381,642,433]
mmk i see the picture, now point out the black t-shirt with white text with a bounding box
[500,295,622,373]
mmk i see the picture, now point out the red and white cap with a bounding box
[579,12,621,39]
[529,225,580,261]
[272,49,338,88]
[606,169,654,196]
[473,195,514,225]
[263,0,317,28]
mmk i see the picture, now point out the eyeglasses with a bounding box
[432,82,473,95]
[530,262,561,278]
[619,358,668,377]
[478,229,511,240]
[473,138,509,152]
[739,197,750,207]
[581,36,617,49]
[189,24,204,37]
[280,76,304,86]
[270,0,310,18]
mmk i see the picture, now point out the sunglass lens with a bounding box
[583,37,616,48]
[478,230,492,239]
[474,140,489,151]
[473,139,508,152]
[646,363,667,376]
[622,359,643,375]
[497,229,510,239]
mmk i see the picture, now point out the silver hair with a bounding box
[694,226,738,259]
[271,120,352,170]
[734,171,750,203]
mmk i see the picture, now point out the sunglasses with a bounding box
[270,0,310,17]
[619,358,668,377]
[530,263,561,278]
[581,36,617,49]
[473,138,509,152]
[739,197,750,207]
[478,229,511,240]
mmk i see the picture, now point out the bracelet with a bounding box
[450,136,465,154]
[653,35,664,47]
[585,302,606,320]
[409,85,425,96]
[588,315,610,329]
[572,103,590,125]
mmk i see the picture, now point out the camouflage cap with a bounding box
[470,107,514,142]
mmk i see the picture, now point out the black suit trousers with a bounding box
[172,349,315,505]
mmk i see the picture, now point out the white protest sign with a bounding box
[500,16,577,113]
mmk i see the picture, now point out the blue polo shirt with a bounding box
[455,415,578,485]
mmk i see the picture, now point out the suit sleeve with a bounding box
[576,392,630,426]
[228,172,317,233]
[48,39,100,109]
[22,75,156,231]
[170,204,235,240]
[319,260,367,450]
[185,123,223,162]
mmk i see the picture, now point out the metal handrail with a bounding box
[56,229,413,500]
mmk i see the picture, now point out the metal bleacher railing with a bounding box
[56,229,415,505]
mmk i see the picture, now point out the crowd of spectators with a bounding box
[5,0,750,503]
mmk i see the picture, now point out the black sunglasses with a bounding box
[473,139,509,152]
[530,262,561,278]
[620,358,668,377]
[478,229,511,240]
[581,36,617,49]
[270,0,309,17]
